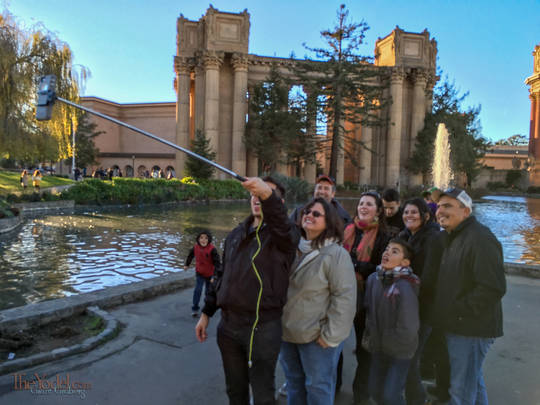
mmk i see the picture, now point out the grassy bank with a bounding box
[0,170,74,195]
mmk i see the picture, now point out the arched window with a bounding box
[138,165,147,178]
[125,165,134,177]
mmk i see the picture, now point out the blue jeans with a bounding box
[446,334,494,405]
[405,324,432,405]
[279,340,344,405]
[192,273,210,311]
[369,352,411,405]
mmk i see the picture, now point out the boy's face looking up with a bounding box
[381,242,410,270]
[198,234,209,247]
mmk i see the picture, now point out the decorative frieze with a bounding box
[231,53,249,72]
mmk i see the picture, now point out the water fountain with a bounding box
[431,123,454,190]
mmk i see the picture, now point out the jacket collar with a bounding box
[447,215,477,239]
[293,240,337,275]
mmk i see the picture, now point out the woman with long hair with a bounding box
[280,197,356,404]
[399,198,448,405]
[343,191,390,405]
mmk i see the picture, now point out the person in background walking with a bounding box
[32,169,42,191]
[20,170,28,189]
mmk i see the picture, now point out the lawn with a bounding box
[0,170,74,195]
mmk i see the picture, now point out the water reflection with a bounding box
[0,197,538,311]
[0,203,249,310]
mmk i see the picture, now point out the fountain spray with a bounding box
[431,123,454,190]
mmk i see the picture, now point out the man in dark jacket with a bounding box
[289,174,352,226]
[430,187,506,405]
[382,188,405,237]
[195,176,300,405]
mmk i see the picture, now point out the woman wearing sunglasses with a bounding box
[343,191,391,404]
[280,197,357,404]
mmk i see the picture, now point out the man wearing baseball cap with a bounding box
[428,187,506,405]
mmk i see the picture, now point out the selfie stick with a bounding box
[35,75,247,182]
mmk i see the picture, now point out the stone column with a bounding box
[194,58,205,133]
[535,93,540,156]
[246,83,258,177]
[203,52,223,167]
[386,68,405,187]
[174,56,192,178]
[409,69,429,187]
[359,126,373,185]
[530,94,537,156]
[303,89,317,183]
[231,53,249,177]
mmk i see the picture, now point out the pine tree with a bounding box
[291,4,388,179]
[185,130,216,179]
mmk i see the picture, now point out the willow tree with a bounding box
[0,11,88,164]
[292,4,387,179]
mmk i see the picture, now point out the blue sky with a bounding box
[5,0,539,142]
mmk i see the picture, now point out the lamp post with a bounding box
[132,155,135,177]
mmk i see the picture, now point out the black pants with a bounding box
[353,308,371,403]
[217,314,282,405]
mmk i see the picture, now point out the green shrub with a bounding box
[59,177,248,205]
[266,173,310,203]
[527,186,540,194]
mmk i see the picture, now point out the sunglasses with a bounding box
[303,208,325,218]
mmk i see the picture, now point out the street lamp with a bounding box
[132,155,135,177]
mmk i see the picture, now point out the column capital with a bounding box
[203,51,224,70]
[231,53,249,72]
[390,67,406,84]
[174,56,193,75]
[411,69,429,87]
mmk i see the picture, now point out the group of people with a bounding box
[19,169,43,191]
[185,174,506,405]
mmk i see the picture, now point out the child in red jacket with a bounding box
[184,231,221,317]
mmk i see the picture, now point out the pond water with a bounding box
[0,196,538,311]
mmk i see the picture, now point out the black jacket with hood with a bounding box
[202,191,300,324]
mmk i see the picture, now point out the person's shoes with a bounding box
[426,385,450,402]
[278,382,287,397]
[191,311,199,317]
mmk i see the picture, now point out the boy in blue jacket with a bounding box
[364,238,420,405]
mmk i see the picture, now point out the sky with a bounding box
[4,0,540,142]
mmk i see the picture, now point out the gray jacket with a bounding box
[364,270,420,359]
[282,242,357,347]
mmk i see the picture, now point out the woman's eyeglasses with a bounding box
[303,209,325,218]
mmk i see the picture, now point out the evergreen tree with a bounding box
[408,79,489,186]
[64,112,102,169]
[185,130,216,179]
[291,4,387,179]
[245,64,315,173]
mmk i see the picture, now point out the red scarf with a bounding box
[343,217,379,262]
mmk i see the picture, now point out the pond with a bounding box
[0,196,538,311]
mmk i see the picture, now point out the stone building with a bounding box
[174,6,438,187]
[84,6,438,187]
[526,44,540,187]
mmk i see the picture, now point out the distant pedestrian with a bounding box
[20,170,28,189]
[32,169,42,191]
[184,231,221,317]
[430,188,506,405]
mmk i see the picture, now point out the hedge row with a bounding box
[59,178,249,205]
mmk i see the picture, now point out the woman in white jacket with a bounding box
[280,197,357,405]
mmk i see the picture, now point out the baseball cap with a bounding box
[316,174,335,185]
[431,187,473,210]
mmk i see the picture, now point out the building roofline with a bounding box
[81,96,176,108]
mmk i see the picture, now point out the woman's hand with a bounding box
[316,336,330,348]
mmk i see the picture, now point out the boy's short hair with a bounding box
[197,230,212,244]
[262,175,286,199]
[382,188,400,202]
[388,238,414,262]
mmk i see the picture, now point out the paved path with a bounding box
[0,275,539,405]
